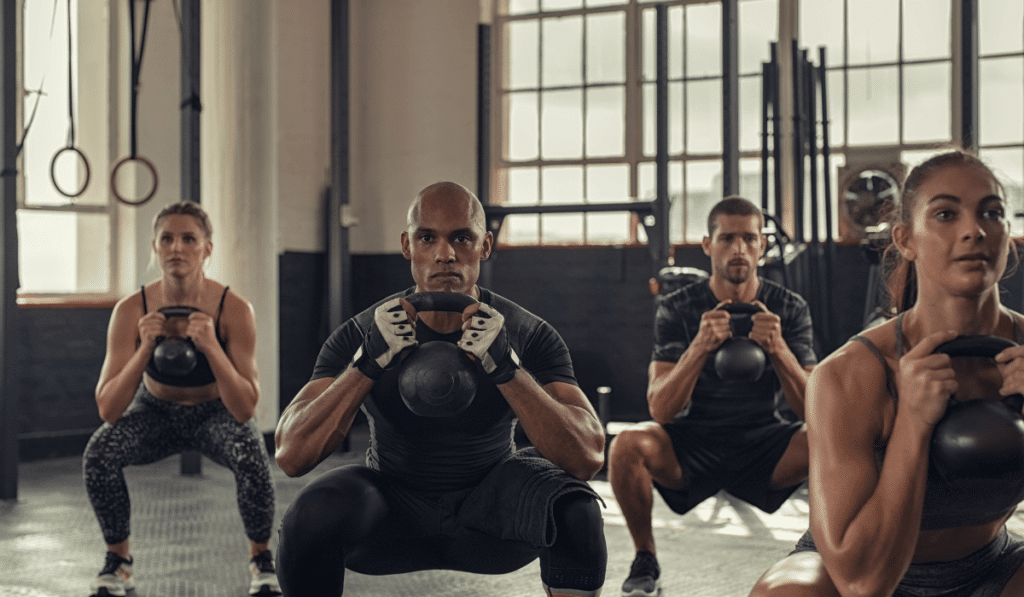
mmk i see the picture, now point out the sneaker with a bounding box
[621,550,660,597]
[89,551,134,597]
[248,550,282,596]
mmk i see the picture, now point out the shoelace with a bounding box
[630,553,659,579]
[252,551,275,574]
[99,552,130,576]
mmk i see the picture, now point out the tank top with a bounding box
[852,312,1024,529]
[142,286,229,387]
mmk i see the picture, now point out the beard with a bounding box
[723,262,752,285]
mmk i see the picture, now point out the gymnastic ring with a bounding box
[49,146,91,199]
[111,155,159,206]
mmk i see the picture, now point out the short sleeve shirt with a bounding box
[652,277,817,427]
[311,286,577,492]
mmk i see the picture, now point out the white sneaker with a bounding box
[248,550,282,596]
[89,552,134,597]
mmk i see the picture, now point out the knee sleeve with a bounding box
[277,466,390,597]
[540,493,607,594]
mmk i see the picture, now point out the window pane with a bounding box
[686,79,723,154]
[506,214,541,244]
[542,0,582,10]
[507,0,540,16]
[586,86,625,157]
[542,166,584,203]
[541,89,583,159]
[670,6,684,80]
[685,161,723,242]
[644,82,684,156]
[542,16,583,87]
[541,213,584,242]
[686,3,722,78]
[587,164,629,202]
[637,161,682,243]
[507,92,539,160]
[18,211,109,293]
[903,0,951,61]
[642,8,656,81]
[587,0,626,6]
[980,57,1024,146]
[738,157,763,209]
[979,0,1024,56]
[586,212,631,242]
[800,0,843,68]
[739,75,762,152]
[507,21,539,90]
[739,0,778,76]
[848,0,898,65]
[506,168,540,244]
[847,67,899,145]
[586,12,626,83]
[903,62,951,143]
[979,147,1024,236]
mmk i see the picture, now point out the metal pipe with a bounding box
[329,0,352,329]
[655,4,670,272]
[722,0,739,195]
[0,0,19,500]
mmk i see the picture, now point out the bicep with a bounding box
[224,300,260,383]
[97,302,141,386]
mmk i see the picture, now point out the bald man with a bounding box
[274,182,608,596]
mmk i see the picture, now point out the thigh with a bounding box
[85,396,183,467]
[617,421,686,490]
[190,402,267,467]
[769,426,809,490]
[749,552,840,597]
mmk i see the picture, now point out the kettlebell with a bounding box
[713,302,766,382]
[397,292,479,418]
[930,336,1024,491]
[152,305,199,377]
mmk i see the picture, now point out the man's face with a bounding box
[702,214,765,285]
[401,191,492,295]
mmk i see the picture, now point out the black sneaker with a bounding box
[248,550,282,596]
[621,550,660,597]
[89,551,134,597]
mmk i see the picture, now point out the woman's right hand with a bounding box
[138,311,167,350]
[897,330,959,427]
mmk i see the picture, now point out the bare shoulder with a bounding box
[111,290,144,322]
[219,286,257,330]
[809,324,896,429]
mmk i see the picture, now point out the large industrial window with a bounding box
[978,0,1024,235]
[494,0,778,246]
[18,0,114,296]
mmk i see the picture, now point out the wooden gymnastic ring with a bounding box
[49,146,91,199]
[111,154,159,206]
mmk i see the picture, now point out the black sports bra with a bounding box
[142,286,229,387]
[851,312,1024,529]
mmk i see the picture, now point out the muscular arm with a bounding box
[647,351,708,425]
[809,334,954,597]
[94,297,154,423]
[274,366,373,477]
[200,294,261,423]
[500,372,605,480]
[769,353,813,420]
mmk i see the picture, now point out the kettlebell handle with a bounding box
[404,292,478,314]
[717,302,762,317]
[933,335,1023,407]
[158,305,200,319]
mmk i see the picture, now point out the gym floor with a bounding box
[5,427,1024,597]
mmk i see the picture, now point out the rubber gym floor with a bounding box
[5,426,1024,597]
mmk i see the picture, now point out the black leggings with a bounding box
[83,384,276,545]
[277,465,607,596]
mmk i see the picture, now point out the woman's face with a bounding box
[152,214,212,276]
[897,164,1009,298]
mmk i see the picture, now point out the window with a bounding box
[978,0,1024,235]
[19,0,114,295]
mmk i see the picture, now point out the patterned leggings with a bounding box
[83,384,276,545]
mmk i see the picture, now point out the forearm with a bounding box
[648,349,707,424]
[770,349,810,419]
[275,367,371,477]
[205,348,259,423]
[95,349,152,423]
[501,373,605,480]
[821,416,931,596]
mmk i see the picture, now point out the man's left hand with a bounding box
[458,303,521,384]
[748,300,785,356]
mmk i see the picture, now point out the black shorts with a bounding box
[792,527,1024,597]
[652,417,803,515]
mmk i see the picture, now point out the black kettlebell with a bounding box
[152,306,199,377]
[713,302,766,382]
[397,292,479,418]
[930,336,1024,487]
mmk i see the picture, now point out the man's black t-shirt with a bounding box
[652,277,817,427]
[311,287,577,492]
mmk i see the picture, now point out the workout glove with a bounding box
[353,298,417,380]
[458,303,521,384]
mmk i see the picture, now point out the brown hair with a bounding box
[883,150,1010,313]
[152,201,213,241]
[707,196,764,236]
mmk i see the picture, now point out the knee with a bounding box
[748,554,834,597]
[552,493,606,559]
[609,426,660,467]
[280,468,387,550]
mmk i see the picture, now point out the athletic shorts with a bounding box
[652,417,803,515]
[792,526,1024,597]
